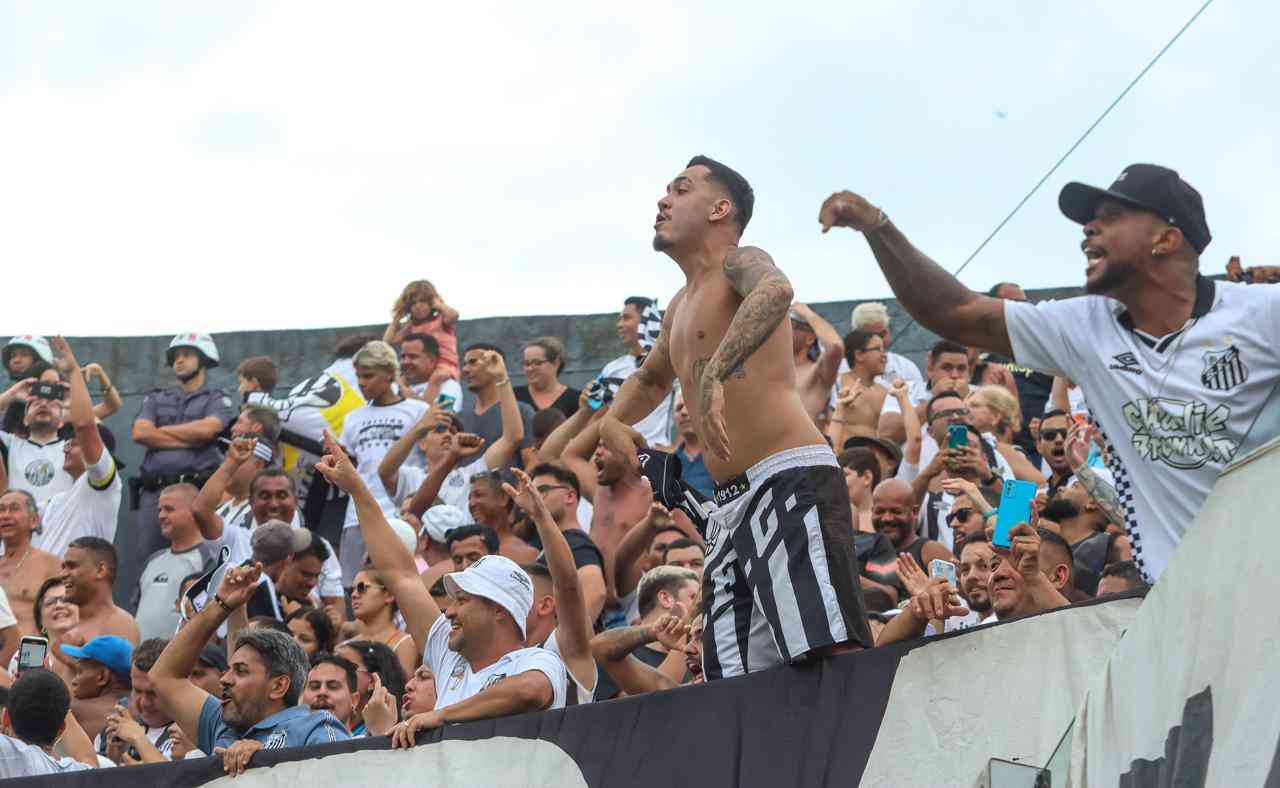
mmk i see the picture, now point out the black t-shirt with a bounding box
[527,527,603,570]
[514,385,582,419]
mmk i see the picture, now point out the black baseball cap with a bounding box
[1058,164,1211,254]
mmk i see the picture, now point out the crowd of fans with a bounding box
[0,158,1270,779]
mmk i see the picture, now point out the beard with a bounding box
[964,590,992,613]
[652,232,673,252]
[1084,259,1132,295]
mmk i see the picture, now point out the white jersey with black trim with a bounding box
[1004,277,1280,581]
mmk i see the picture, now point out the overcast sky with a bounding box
[2,1,1275,337]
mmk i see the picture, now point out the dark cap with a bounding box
[1058,164,1211,254]
[197,643,228,673]
[250,519,311,563]
[841,435,904,464]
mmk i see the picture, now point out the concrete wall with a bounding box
[56,285,1086,605]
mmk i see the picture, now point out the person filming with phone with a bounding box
[0,371,72,507]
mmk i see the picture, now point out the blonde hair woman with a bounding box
[966,385,1044,484]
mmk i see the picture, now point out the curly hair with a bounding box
[392,280,438,318]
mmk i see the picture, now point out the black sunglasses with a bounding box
[1039,428,1068,442]
[352,581,385,595]
[946,507,975,526]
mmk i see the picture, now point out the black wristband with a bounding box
[213,594,232,613]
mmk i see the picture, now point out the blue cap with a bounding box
[60,636,134,677]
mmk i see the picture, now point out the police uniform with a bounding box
[131,334,235,559]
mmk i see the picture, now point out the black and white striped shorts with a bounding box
[701,445,873,681]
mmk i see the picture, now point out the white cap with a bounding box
[443,555,533,638]
[386,517,419,559]
[3,335,53,367]
[422,505,468,544]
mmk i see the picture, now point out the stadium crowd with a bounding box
[0,158,1275,779]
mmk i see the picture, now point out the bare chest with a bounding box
[668,283,740,384]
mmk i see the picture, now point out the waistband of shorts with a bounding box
[713,444,837,507]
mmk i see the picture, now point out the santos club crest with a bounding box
[1201,346,1247,391]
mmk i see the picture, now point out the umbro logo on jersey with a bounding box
[1201,346,1248,391]
[1108,353,1143,375]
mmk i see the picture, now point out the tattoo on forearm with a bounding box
[707,247,791,383]
[1074,465,1126,528]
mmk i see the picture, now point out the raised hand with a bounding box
[225,437,257,468]
[315,430,362,493]
[49,336,79,371]
[895,552,930,598]
[650,614,690,652]
[889,378,911,403]
[818,190,886,233]
[599,418,648,472]
[908,577,968,622]
[1006,522,1042,579]
[1064,421,1092,470]
[502,468,551,520]
[362,673,399,736]
[216,562,263,611]
[482,350,508,382]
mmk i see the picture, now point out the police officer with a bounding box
[130,333,235,558]
[1,335,54,434]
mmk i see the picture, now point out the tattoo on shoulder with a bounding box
[723,246,779,297]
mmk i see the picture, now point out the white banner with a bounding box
[1070,438,1280,785]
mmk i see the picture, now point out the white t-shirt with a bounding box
[0,734,90,778]
[391,456,488,513]
[425,615,567,711]
[36,451,121,558]
[1005,279,1280,581]
[0,434,73,506]
[543,628,596,705]
[600,354,675,448]
[341,399,431,529]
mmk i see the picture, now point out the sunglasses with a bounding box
[430,425,453,434]
[1039,429,1068,442]
[946,508,975,526]
[930,407,970,423]
[535,484,568,495]
[352,581,385,595]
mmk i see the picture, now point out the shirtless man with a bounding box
[830,329,890,447]
[788,303,844,423]
[600,156,873,680]
[60,536,140,646]
[0,490,62,635]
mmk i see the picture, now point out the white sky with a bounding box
[2,1,1276,336]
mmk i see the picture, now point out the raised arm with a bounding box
[791,303,844,387]
[87,364,123,420]
[537,387,593,463]
[315,432,442,647]
[612,498,663,599]
[504,471,595,688]
[598,296,680,462]
[820,192,1013,356]
[696,247,794,461]
[893,380,923,466]
[404,434,471,517]
[379,409,437,495]
[192,439,257,541]
[480,352,524,469]
[432,294,461,327]
[50,338,104,466]
[589,618,684,697]
[150,563,262,743]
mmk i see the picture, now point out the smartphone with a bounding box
[586,379,606,411]
[947,424,969,449]
[928,559,958,587]
[435,393,457,411]
[17,636,48,674]
[993,479,1038,548]
[30,382,66,401]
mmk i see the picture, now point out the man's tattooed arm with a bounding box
[704,247,794,383]
[1074,464,1126,529]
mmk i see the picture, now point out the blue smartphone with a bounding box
[993,479,1037,548]
[947,424,968,449]
[586,378,606,411]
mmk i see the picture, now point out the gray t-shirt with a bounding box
[458,396,536,470]
[135,542,218,640]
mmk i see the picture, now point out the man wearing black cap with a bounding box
[821,164,1280,581]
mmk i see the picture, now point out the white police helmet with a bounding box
[166,333,220,368]
[3,335,54,369]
